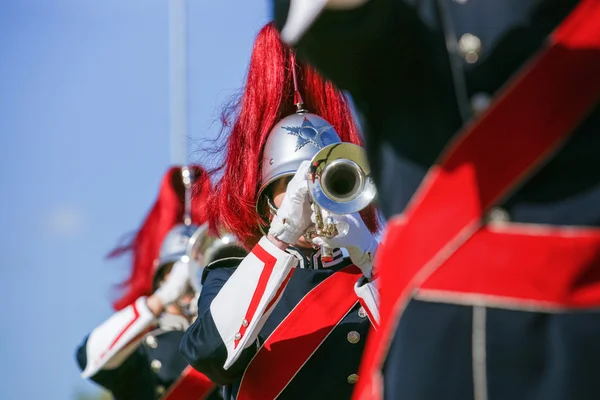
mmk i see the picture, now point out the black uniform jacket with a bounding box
[273,0,599,227]
[77,323,222,399]
[180,252,372,400]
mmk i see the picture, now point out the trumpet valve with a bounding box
[324,216,338,238]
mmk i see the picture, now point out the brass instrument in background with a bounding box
[306,143,377,261]
[186,224,248,291]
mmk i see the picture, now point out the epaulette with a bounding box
[201,257,245,284]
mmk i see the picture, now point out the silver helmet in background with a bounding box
[186,224,248,292]
[153,223,200,316]
[153,223,199,289]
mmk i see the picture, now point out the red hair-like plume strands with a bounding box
[203,23,379,249]
[109,166,211,311]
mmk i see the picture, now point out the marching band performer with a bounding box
[76,167,223,399]
[180,23,380,399]
[272,1,600,399]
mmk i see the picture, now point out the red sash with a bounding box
[237,265,363,400]
[162,366,215,400]
[353,1,600,398]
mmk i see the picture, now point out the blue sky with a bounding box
[0,1,268,398]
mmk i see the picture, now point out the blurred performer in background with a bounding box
[76,167,228,399]
[271,1,600,399]
[180,23,381,400]
[108,166,210,311]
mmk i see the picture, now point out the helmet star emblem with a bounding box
[283,117,333,151]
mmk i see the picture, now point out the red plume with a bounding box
[204,23,379,249]
[110,165,210,311]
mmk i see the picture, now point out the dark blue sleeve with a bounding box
[76,337,155,399]
[180,266,258,385]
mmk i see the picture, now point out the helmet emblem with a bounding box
[283,117,333,151]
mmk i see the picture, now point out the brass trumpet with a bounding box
[305,143,377,261]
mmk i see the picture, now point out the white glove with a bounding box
[268,160,313,244]
[312,211,378,278]
[154,260,190,306]
[281,0,371,45]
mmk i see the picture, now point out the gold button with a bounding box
[347,374,359,384]
[145,335,158,349]
[347,331,361,344]
[150,359,162,372]
[471,92,492,115]
[458,33,482,63]
[358,307,367,318]
[156,385,166,395]
[242,319,249,327]
[234,332,242,340]
[487,207,510,225]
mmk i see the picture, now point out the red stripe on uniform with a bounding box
[96,303,143,363]
[162,366,215,400]
[357,297,379,331]
[108,302,140,351]
[354,1,600,398]
[419,226,600,308]
[265,269,295,313]
[237,265,362,400]
[234,244,277,349]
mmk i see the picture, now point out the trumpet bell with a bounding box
[308,143,377,215]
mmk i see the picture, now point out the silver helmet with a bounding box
[157,223,199,267]
[155,223,204,317]
[257,112,342,202]
[152,223,199,293]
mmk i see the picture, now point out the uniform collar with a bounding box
[286,246,344,270]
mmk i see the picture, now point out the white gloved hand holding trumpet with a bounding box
[311,208,378,279]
